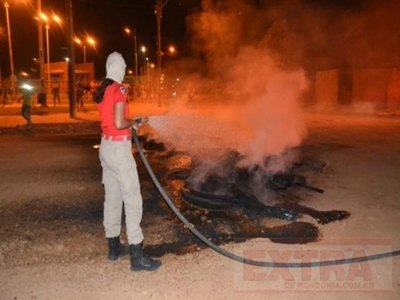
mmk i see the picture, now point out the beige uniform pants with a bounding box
[99,138,144,245]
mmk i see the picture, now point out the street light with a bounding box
[167,45,176,55]
[40,12,62,95]
[139,45,147,78]
[124,27,138,78]
[74,35,96,63]
[3,1,15,98]
[145,57,150,87]
[44,24,50,93]
[86,36,96,63]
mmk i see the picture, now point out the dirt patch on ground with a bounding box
[0,114,399,300]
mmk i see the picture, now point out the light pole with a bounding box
[37,0,45,97]
[86,37,96,63]
[65,0,76,118]
[145,57,151,90]
[155,0,169,106]
[74,36,96,63]
[39,13,62,95]
[83,44,86,63]
[45,24,50,94]
[124,27,138,78]
[4,1,15,98]
[139,45,148,82]
[74,38,86,62]
[140,45,146,66]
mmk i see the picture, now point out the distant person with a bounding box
[52,80,61,106]
[1,87,5,107]
[93,51,161,272]
[18,83,34,129]
[2,87,10,106]
[76,78,86,112]
[89,79,98,101]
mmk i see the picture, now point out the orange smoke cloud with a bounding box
[148,0,309,174]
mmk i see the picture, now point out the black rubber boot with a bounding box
[129,243,162,271]
[107,236,129,261]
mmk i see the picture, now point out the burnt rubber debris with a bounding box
[136,135,350,257]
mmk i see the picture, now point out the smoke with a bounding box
[146,0,310,185]
[230,45,307,166]
[144,0,400,203]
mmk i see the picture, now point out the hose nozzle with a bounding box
[132,116,149,130]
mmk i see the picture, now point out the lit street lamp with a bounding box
[74,36,96,63]
[3,1,16,97]
[140,45,147,78]
[40,12,62,95]
[124,27,138,78]
[167,45,176,55]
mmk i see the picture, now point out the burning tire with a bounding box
[167,168,191,180]
[180,185,237,210]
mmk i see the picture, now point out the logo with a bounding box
[120,85,127,94]
[231,239,393,296]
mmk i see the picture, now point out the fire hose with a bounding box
[132,130,400,268]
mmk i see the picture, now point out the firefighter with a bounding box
[94,52,161,272]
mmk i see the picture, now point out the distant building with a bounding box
[43,61,95,94]
[313,67,400,111]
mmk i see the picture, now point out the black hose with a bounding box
[133,131,400,268]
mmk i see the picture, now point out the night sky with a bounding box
[0,0,202,78]
[1,0,399,80]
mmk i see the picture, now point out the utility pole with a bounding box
[134,29,138,78]
[37,0,46,106]
[45,24,51,95]
[156,0,162,75]
[4,1,15,99]
[65,0,76,118]
[155,0,166,107]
